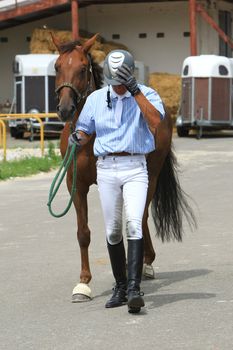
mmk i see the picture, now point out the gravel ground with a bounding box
[0,132,60,161]
[0,148,47,161]
[1,129,233,162]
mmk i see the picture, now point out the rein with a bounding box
[48,57,94,218]
[47,143,77,218]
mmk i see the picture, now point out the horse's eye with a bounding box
[81,66,87,73]
[54,64,59,72]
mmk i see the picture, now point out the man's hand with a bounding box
[68,131,82,151]
[115,64,140,96]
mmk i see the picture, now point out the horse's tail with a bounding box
[151,147,197,242]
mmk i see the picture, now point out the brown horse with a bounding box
[52,34,196,302]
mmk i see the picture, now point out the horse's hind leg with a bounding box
[142,203,156,279]
[142,177,157,279]
[142,167,161,279]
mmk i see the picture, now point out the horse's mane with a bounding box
[59,40,103,90]
[90,57,103,90]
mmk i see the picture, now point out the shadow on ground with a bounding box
[96,269,215,310]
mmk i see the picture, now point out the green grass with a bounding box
[0,142,61,181]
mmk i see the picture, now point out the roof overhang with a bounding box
[0,0,182,31]
[0,0,232,31]
[0,0,72,30]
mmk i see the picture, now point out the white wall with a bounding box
[80,2,190,75]
[196,0,233,54]
[0,1,232,104]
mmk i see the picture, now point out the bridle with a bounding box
[55,55,93,106]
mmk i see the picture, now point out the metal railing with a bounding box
[0,119,7,160]
[0,113,59,161]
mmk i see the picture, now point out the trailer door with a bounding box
[25,76,45,112]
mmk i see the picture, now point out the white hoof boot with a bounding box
[72,283,92,302]
[143,263,155,279]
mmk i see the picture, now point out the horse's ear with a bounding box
[82,33,99,53]
[50,32,61,53]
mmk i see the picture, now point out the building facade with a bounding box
[0,0,232,103]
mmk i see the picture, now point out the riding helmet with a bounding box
[103,49,135,85]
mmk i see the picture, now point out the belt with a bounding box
[106,152,141,157]
[99,152,147,160]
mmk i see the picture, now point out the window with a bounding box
[139,33,147,39]
[156,33,164,38]
[183,65,189,76]
[219,65,228,75]
[12,60,19,74]
[0,37,8,43]
[112,34,120,40]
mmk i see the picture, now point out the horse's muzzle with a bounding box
[56,103,76,122]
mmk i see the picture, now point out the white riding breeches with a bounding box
[96,155,148,245]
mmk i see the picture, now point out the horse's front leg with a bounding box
[67,177,92,302]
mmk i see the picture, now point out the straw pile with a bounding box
[149,72,181,121]
[30,28,128,63]
[30,28,181,120]
[29,28,72,53]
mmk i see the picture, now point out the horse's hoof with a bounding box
[72,293,91,302]
[143,263,155,279]
[128,307,141,314]
[72,283,92,303]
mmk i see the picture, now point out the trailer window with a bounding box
[12,60,19,74]
[183,65,189,76]
[219,65,228,75]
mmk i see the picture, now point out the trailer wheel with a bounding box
[10,127,24,139]
[15,132,24,139]
[177,126,189,137]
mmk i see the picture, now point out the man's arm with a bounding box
[115,64,163,134]
[68,130,92,150]
[134,93,162,134]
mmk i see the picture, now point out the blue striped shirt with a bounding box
[76,84,165,156]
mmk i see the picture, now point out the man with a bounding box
[69,50,165,313]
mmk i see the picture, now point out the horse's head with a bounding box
[52,33,99,122]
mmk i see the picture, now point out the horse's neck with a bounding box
[68,70,97,131]
[70,100,86,130]
[70,88,97,131]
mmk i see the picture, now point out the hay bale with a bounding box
[54,30,72,43]
[90,41,129,63]
[30,42,52,54]
[29,28,128,61]
[101,41,128,55]
[149,72,181,121]
[30,28,73,53]
[90,49,106,63]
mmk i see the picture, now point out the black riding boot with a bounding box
[105,240,127,308]
[127,239,145,314]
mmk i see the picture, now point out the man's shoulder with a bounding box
[88,86,108,99]
[139,84,156,94]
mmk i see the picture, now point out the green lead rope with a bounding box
[47,143,77,218]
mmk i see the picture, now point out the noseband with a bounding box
[55,56,93,106]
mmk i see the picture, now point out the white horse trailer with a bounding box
[10,54,63,138]
[176,55,233,138]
